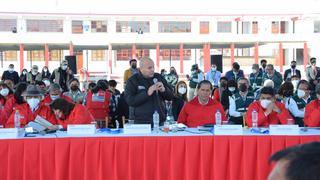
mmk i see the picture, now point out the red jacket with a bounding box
[178,97,227,127]
[57,104,94,129]
[0,95,15,125]
[41,94,74,106]
[245,101,292,127]
[305,99,320,127]
[213,89,220,102]
[5,103,57,128]
[85,90,111,120]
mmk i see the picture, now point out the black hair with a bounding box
[227,80,237,89]
[88,82,96,90]
[219,77,228,82]
[35,81,46,87]
[260,59,267,64]
[50,98,75,118]
[269,142,320,180]
[97,79,108,91]
[14,82,28,104]
[196,80,213,90]
[68,78,80,85]
[297,80,310,90]
[237,77,249,84]
[129,59,137,64]
[109,80,117,87]
[278,82,294,97]
[260,86,275,96]
[232,62,240,70]
[310,57,316,63]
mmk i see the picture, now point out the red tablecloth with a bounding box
[0,135,319,180]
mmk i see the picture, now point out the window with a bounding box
[116,21,150,33]
[217,22,232,33]
[49,50,64,61]
[252,21,258,34]
[26,20,63,32]
[91,21,107,33]
[3,51,17,61]
[159,49,191,60]
[314,21,320,33]
[158,21,191,33]
[116,49,150,60]
[272,21,288,34]
[0,19,17,32]
[92,50,106,61]
[280,21,289,33]
[200,21,209,34]
[271,21,279,33]
[72,21,83,34]
[242,21,258,34]
[27,51,44,61]
[242,22,250,34]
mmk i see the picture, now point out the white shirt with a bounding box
[229,96,242,117]
[287,97,309,118]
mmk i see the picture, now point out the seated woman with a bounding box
[5,85,56,128]
[178,80,227,127]
[171,81,188,121]
[49,98,94,130]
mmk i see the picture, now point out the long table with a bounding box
[0,129,320,180]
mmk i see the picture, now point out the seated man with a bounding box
[287,80,313,127]
[229,78,255,125]
[5,85,56,128]
[49,98,94,130]
[41,83,74,106]
[249,64,263,92]
[178,80,226,127]
[246,87,293,127]
[304,83,320,127]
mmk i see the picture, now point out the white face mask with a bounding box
[8,68,14,73]
[0,88,9,97]
[61,65,68,70]
[22,71,27,75]
[50,95,60,101]
[292,80,299,89]
[211,67,216,71]
[260,99,271,109]
[27,98,40,111]
[43,68,48,72]
[32,70,38,75]
[228,87,236,92]
[178,87,187,95]
[297,89,306,98]
[43,80,50,87]
[252,69,257,74]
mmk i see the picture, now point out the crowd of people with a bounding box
[1,56,320,130]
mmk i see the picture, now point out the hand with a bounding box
[272,104,281,114]
[265,102,274,116]
[155,82,165,92]
[313,80,318,85]
[147,84,157,96]
[186,75,190,80]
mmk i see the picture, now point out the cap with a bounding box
[48,83,62,92]
[32,65,38,70]
[22,85,43,96]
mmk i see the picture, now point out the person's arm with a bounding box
[159,79,174,101]
[124,78,150,107]
[305,101,320,127]
[288,98,304,118]
[49,71,55,83]
[228,96,242,117]
[283,70,288,81]
[274,103,294,125]
[1,71,5,81]
[177,104,188,125]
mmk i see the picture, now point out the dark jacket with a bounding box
[172,96,185,121]
[284,68,301,81]
[1,70,19,84]
[50,68,74,92]
[225,70,244,81]
[124,72,174,126]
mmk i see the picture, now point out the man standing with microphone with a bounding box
[124,57,174,126]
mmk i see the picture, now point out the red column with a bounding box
[179,43,184,74]
[132,44,136,59]
[19,44,24,72]
[108,44,112,74]
[279,43,284,73]
[156,44,160,72]
[303,42,308,70]
[44,44,49,67]
[69,42,74,56]
[254,42,259,64]
[203,43,211,72]
[230,43,235,64]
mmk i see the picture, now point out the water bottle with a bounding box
[153,110,160,133]
[215,110,222,126]
[252,109,258,129]
[14,110,21,128]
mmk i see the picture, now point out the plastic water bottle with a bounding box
[215,110,222,126]
[14,110,21,128]
[153,110,160,133]
[252,109,258,129]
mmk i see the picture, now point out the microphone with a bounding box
[153,78,158,95]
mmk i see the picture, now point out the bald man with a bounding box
[124,57,174,127]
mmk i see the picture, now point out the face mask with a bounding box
[262,64,266,68]
[131,64,137,69]
[71,85,79,91]
[239,84,247,92]
[170,70,175,74]
[32,70,38,75]
[8,68,14,73]
[252,69,257,74]
[27,98,40,111]
[211,67,216,71]
[43,68,48,72]
[228,87,236,92]
[61,65,68,70]
[43,80,50,87]
[178,87,187,95]
[291,65,296,69]
[50,95,60,101]
[0,88,9,97]
[297,89,306,98]
[22,71,27,75]
[260,99,271,109]
[292,80,299,89]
